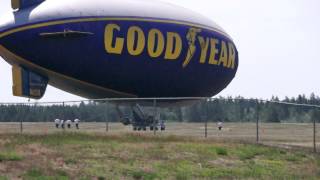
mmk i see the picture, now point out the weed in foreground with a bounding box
[215,147,228,156]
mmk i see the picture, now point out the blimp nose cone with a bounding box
[0,13,13,29]
[0,13,15,41]
[0,13,17,64]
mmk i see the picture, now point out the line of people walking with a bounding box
[54,119,80,129]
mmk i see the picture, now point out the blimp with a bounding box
[0,0,239,100]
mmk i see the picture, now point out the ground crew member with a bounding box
[60,119,65,129]
[74,119,80,129]
[54,119,60,128]
[217,121,223,131]
[66,119,72,129]
[160,120,166,131]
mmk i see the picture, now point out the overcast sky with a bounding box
[0,0,319,103]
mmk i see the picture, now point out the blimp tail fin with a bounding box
[12,65,48,99]
[12,0,45,10]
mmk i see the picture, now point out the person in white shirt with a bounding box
[160,120,166,131]
[54,119,60,128]
[66,120,72,129]
[60,119,65,129]
[217,121,223,131]
[74,119,80,129]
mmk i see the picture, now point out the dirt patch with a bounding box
[0,138,11,147]
[18,144,54,156]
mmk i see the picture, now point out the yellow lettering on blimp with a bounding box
[198,36,210,64]
[228,42,236,69]
[104,23,182,60]
[104,24,124,54]
[208,38,219,65]
[165,32,182,60]
[103,23,236,69]
[127,26,145,56]
[196,37,237,69]
[218,41,228,67]
[148,29,165,58]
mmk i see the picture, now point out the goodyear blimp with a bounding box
[0,0,239,99]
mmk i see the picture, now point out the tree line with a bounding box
[0,94,319,123]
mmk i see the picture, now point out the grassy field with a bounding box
[0,122,319,148]
[0,132,319,179]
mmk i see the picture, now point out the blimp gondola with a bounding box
[0,0,238,100]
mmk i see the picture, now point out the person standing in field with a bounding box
[60,119,65,129]
[66,119,72,129]
[160,120,166,131]
[74,119,80,129]
[54,119,60,128]
[217,121,223,131]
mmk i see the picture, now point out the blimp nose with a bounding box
[0,13,18,65]
[0,12,15,42]
[0,23,5,45]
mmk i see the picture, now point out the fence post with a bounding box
[205,99,208,138]
[256,100,260,143]
[20,104,23,133]
[153,99,157,135]
[62,102,65,131]
[106,100,109,132]
[313,109,317,153]
[62,102,65,113]
[20,118,23,133]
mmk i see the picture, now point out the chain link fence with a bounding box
[0,97,319,152]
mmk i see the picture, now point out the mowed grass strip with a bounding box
[0,132,319,179]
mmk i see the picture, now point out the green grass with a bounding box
[23,168,69,180]
[128,169,159,180]
[0,132,319,179]
[215,147,228,156]
[0,176,8,180]
[0,151,23,162]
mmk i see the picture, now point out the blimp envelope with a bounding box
[0,0,239,99]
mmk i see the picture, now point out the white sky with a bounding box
[0,0,319,103]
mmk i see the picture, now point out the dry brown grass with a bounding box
[0,122,319,149]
